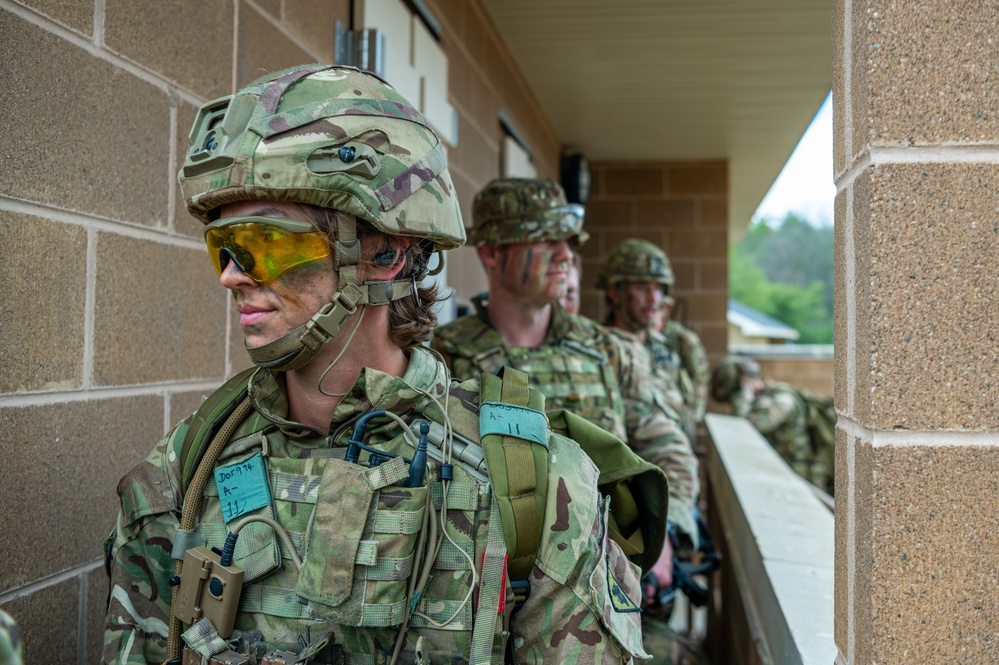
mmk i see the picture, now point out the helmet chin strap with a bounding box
[245,214,419,372]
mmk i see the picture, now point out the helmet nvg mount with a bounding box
[180,64,464,371]
[467,178,589,247]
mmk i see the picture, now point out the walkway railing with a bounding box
[701,414,836,665]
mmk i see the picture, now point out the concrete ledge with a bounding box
[729,344,835,360]
[705,414,835,665]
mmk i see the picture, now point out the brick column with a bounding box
[834,1,999,662]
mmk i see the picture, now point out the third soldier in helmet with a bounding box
[598,239,710,439]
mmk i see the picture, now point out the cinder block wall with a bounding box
[833,0,999,662]
[757,358,835,396]
[578,161,730,365]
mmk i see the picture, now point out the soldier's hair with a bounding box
[300,204,443,350]
[602,286,621,326]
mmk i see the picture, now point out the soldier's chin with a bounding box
[242,331,273,351]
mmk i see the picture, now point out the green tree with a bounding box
[731,214,834,344]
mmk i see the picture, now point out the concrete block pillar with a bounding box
[833,0,999,662]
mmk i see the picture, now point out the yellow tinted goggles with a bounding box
[204,216,330,282]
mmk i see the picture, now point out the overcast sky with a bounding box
[753,92,835,226]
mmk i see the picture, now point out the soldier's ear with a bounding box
[361,236,411,281]
[477,245,501,270]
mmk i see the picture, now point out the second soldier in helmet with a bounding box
[433,178,701,597]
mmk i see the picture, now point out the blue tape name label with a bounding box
[214,451,271,523]
[479,402,548,446]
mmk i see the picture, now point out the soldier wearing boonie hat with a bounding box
[433,177,702,608]
[102,67,649,665]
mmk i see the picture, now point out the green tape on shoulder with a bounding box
[479,402,548,446]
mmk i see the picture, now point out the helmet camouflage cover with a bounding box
[179,64,464,371]
[710,354,761,403]
[596,238,674,289]
[467,178,588,247]
[179,64,464,251]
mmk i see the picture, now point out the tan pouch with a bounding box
[296,455,427,627]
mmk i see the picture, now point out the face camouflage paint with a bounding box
[497,241,570,304]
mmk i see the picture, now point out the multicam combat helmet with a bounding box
[467,178,588,247]
[596,238,675,290]
[179,64,464,370]
[710,354,762,403]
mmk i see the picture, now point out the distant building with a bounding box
[727,299,800,346]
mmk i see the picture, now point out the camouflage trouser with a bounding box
[642,616,710,665]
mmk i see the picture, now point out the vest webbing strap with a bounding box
[238,585,311,619]
[180,367,257,495]
[478,367,548,582]
[470,494,508,665]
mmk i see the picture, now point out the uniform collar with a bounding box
[247,347,449,434]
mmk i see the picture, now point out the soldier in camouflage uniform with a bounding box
[598,239,709,438]
[432,178,701,607]
[103,66,649,665]
[660,318,709,430]
[711,355,830,491]
[597,243,713,665]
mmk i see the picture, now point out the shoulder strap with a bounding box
[478,367,549,581]
[179,367,257,494]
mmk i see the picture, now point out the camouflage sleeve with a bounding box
[430,330,476,383]
[676,326,710,423]
[607,335,700,546]
[737,387,798,436]
[103,426,186,665]
[513,434,647,664]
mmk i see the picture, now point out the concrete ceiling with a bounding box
[479,0,832,238]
